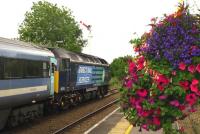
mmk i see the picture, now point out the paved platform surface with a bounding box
[84,108,163,134]
[84,108,130,134]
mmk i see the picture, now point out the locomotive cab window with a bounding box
[60,59,69,71]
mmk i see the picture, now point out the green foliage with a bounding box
[18,1,86,52]
[110,55,132,80]
[109,77,122,90]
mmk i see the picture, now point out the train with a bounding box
[0,37,110,130]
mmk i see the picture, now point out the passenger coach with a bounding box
[0,37,56,129]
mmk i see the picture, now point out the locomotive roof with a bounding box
[51,48,109,66]
[0,37,54,61]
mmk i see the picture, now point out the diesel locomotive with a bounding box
[0,37,110,130]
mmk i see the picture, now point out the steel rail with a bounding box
[53,98,119,134]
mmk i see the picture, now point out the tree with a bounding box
[18,1,86,52]
[110,56,132,80]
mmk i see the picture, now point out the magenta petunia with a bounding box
[170,100,180,107]
[136,56,145,71]
[179,81,189,90]
[155,74,169,91]
[153,117,161,126]
[136,89,148,97]
[186,93,197,105]
[142,124,148,130]
[179,62,186,70]
[139,110,150,117]
[196,64,200,73]
[129,97,136,107]
[159,95,167,100]
[126,79,133,89]
[189,108,197,113]
[129,61,137,73]
[188,65,196,73]
[178,105,186,111]
[171,70,176,76]
[154,108,161,115]
[192,79,199,85]
[190,84,199,93]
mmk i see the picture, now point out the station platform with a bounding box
[84,107,163,134]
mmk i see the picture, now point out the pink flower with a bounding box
[153,117,161,126]
[171,70,176,76]
[155,74,169,91]
[178,105,186,111]
[137,56,145,64]
[170,100,180,107]
[129,61,137,73]
[126,79,133,89]
[148,98,154,104]
[189,108,197,113]
[190,84,198,93]
[135,101,142,111]
[137,56,145,71]
[129,97,136,107]
[131,73,138,82]
[156,74,170,85]
[154,108,161,115]
[179,62,186,70]
[159,95,167,100]
[142,124,148,130]
[137,63,144,71]
[179,81,189,90]
[134,47,139,52]
[139,110,150,117]
[196,64,200,73]
[192,79,199,85]
[188,65,196,73]
[136,89,148,97]
[157,85,164,91]
[186,93,197,105]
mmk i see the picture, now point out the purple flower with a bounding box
[140,14,199,68]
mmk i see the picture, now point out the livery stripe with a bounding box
[0,78,48,90]
[0,85,48,97]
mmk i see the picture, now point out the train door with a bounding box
[61,59,70,89]
[50,57,57,96]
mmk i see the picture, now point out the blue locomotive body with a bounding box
[51,48,109,108]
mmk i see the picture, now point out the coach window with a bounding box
[0,57,3,79]
[43,62,49,77]
[25,60,49,78]
[4,58,23,79]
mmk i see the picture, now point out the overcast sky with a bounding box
[0,0,199,63]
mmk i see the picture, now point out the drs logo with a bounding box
[76,65,93,85]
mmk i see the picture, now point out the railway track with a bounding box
[53,99,119,134]
[4,89,119,134]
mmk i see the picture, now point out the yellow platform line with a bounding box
[124,125,133,134]
[108,117,132,134]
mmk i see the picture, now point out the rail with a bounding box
[53,98,119,134]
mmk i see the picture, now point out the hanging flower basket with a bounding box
[120,4,200,133]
